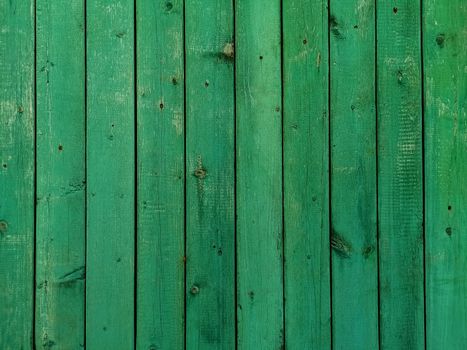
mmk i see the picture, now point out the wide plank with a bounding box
[35,0,86,348]
[283,0,331,348]
[424,1,467,348]
[377,1,424,348]
[86,0,135,348]
[236,0,284,348]
[185,0,236,348]
[0,0,35,348]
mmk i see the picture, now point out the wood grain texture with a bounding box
[35,0,86,348]
[424,1,467,348]
[236,1,284,348]
[86,0,135,348]
[282,0,331,348]
[0,0,35,348]
[330,0,378,348]
[136,0,185,349]
[185,0,236,348]
[377,1,424,349]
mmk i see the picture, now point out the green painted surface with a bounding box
[283,0,331,349]
[424,1,467,349]
[330,0,378,349]
[236,1,284,348]
[185,0,235,348]
[86,0,135,348]
[377,1,424,349]
[2,1,467,348]
[35,0,86,348]
[136,1,185,349]
[0,0,35,349]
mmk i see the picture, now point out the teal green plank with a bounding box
[425,1,467,348]
[236,0,283,348]
[86,0,135,348]
[282,0,331,348]
[185,0,235,348]
[0,0,35,348]
[35,0,86,348]
[330,1,378,349]
[377,1,424,349]
[136,0,185,349]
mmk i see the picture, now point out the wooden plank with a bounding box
[0,0,35,348]
[136,0,185,349]
[35,0,85,348]
[236,1,283,348]
[377,1,424,349]
[185,0,235,348]
[282,0,330,348]
[86,0,135,348]
[424,1,467,348]
[329,1,378,348]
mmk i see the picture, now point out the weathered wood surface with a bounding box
[1,0,466,348]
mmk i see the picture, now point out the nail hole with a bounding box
[393,7,398,13]
[448,205,452,211]
[303,38,307,44]
[259,55,263,60]
[58,145,63,151]
[205,80,209,87]
[159,103,164,110]
[446,227,452,236]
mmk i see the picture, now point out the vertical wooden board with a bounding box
[282,0,330,348]
[424,1,467,348]
[329,0,378,348]
[377,1,424,349]
[86,0,135,348]
[185,0,235,348]
[136,0,185,349]
[35,1,86,348]
[0,0,35,348]
[236,1,283,348]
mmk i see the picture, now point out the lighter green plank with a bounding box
[377,1,424,349]
[283,0,330,348]
[236,1,283,348]
[425,1,467,348]
[35,1,85,348]
[0,0,35,348]
[136,0,185,349]
[185,0,235,348]
[86,0,135,348]
[330,1,378,349]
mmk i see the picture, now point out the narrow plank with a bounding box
[282,0,331,348]
[424,1,467,348]
[185,0,235,348]
[0,0,35,348]
[377,1,424,348]
[329,0,378,348]
[136,0,185,349]
[35,0,86,348]
[86,0,135,348]
[236,0,283,348]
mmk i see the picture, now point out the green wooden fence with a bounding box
[0,0,465,349]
